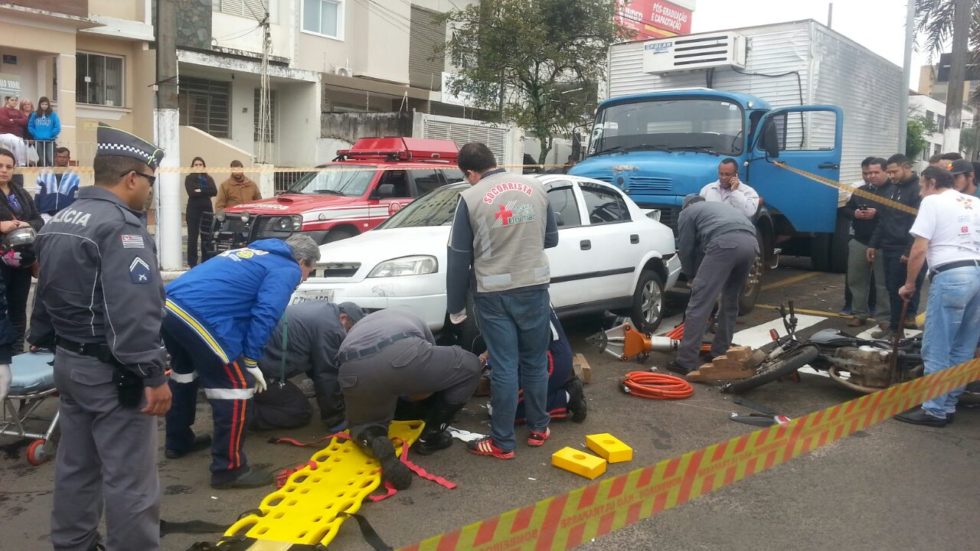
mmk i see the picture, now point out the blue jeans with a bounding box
[475,287,551,451]
[920,266,980,419]
[882,248,924,329]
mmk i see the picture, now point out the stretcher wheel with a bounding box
[26,439,50,466]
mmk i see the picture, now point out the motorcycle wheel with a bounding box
[721,345,819,394]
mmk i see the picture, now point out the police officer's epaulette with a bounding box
[112,203,145,228]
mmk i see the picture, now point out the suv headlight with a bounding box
[367,255,438,278]
[274,215,303,231]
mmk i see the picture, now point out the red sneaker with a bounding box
[467,437,515,459]
[527,427,551,447]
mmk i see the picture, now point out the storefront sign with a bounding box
[0,73,21,97]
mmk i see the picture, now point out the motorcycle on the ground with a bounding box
[720,301,924,394]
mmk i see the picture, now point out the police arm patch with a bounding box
[121,234,145,248]
[129,256,152,284]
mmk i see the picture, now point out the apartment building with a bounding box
[0,0,156,161]
[1,1,478,171]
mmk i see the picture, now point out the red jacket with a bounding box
[0,107,27,138]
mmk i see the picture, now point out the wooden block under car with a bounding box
[572,353,592,384]
[585,433,633,463]
[552,447,607,479]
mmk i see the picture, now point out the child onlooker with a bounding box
[27,97,60,167]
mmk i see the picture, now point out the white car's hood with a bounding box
[316,226,451,278]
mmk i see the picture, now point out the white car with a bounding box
[293,174,681,339]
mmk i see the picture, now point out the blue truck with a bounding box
[570,20,902,312]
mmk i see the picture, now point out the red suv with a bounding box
[202,137,463,257]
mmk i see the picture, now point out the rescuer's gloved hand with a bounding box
[449,310,467,325]
[243,358,267,393]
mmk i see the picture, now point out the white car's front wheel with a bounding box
[630,269,665,333]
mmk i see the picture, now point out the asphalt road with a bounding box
[1,258,978,551]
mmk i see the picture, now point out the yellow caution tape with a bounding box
[399,359,979,551]
[220,420,423,550]
[773,161,919,216]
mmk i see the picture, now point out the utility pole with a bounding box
[154,0,181,271]
[897,0,915,155]
[943,0,971,154]
[257,9,271,163]
[827,2,833,29]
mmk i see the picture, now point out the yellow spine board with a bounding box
[222,420,424,547]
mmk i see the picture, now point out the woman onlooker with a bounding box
[0,148,44,352]
[19,100,34,138]
[28,97,60,167]
[0,96,26,138]
[184,156,218,267]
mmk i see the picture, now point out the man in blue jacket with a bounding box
[34,147,80,220]
[163,235,320,489]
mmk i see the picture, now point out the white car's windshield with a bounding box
[379,184,465,229]
[287,165,376,196]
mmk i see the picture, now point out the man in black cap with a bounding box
[28,124,170,550]
[252,300,364,430]
[337,308,482,490]
[949,159,978,198]
[670,194,759,374]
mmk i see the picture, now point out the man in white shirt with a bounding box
[699,158,760,218]
[894,166,980,428]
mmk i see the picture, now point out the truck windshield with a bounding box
[378,184,466,229]
[589,99,744,156]
[287,165,377,196]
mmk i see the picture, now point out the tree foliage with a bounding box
[906,115,937,159]
[914,0,980,58]
[442,0,631,164]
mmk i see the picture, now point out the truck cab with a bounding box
[570,88,844,311]
[202,137,464,258]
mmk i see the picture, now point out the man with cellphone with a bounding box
[699,157,760,218]
[842,157,891,327]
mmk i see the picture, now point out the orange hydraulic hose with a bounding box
[622,371,694,400]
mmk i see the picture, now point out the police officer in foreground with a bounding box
[669,195,759,375]
[253,300,365,430]
[28,124,171,551]
[338,308,482,490]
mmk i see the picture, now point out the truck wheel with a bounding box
[630,270,665,333]
[738,232,765,315]
[323,228,356,243]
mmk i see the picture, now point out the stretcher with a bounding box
[0,351,59,465]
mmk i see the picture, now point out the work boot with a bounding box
[565,377,588,423]
[360,428,412,490]
[893,409,947,428]
[211,467,274,489]
[412,398,464,456]
[165,434,212,459]
[847,317,867,328]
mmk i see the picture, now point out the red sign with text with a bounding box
[616,0,693,40]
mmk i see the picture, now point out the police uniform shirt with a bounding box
[30,186,167,386]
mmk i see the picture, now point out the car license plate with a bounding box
[291,289,334,304]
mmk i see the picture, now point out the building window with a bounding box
[212,0,270,20]
[254,88,277,142]
[936,114,946,130]
[409,6,446,90]
[302,0,343,39]
[76,52,123,107]
[179,77,231,138]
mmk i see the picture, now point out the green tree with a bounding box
[906,115,936,160]
[442,0,630,165]
[915,0,979,138]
